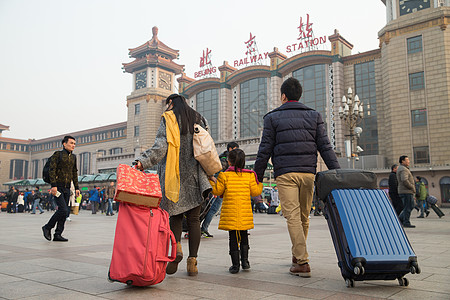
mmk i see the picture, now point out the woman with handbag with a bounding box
[135,94,212,277]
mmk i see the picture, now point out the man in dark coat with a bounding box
[388,164,403,216]
[42,136,80,242]
[254,77,340,277]
[6,186,14,213]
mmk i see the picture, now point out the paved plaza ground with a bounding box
[0,207,449,300]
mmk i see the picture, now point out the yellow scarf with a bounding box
[163,111,180,203]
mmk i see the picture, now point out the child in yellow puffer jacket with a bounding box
[209,149,263,273]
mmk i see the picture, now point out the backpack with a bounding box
[42,151,63,184]
[193,123,222,176]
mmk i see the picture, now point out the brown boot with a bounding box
[186,257,198,276]
[289,263,311,278]
[166,242,183,275]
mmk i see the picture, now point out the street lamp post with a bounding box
[338,87,364,168]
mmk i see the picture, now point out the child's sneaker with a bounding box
[201,231,214,238]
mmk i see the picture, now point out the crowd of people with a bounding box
[0,183,117,217]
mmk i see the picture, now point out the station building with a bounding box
[1,0,449,205]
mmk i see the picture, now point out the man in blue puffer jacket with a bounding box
[254,77,340,278]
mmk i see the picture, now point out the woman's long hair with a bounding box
[166,94,202,135]
[227,149,246,174]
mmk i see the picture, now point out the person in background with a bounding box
[270,186,280,207]
[397,155,416,228]
[105,181,115,216]
[89,186,101,214]
[100,186,106,214]
[10,188,19,213]
[6,186,15,213]
[24,188,31,212]
[388,164,403,216]
[31,186,44,214]
[415,176,429,218]
[17,192,24,212]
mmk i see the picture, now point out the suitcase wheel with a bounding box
[345,278,355,288]
[126,280,133,286]
[410,262,421,275]
[398,277,409,287]
[353,263,365,276]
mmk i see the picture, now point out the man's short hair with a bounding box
[391,164,398,171]
[35,186,39,190]
[280,77,303,101]
[62,135,75,145]
[416,176,422,181]
[399,155,408,164]
[227,142,239,151]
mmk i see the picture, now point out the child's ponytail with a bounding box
[228,149,246,174]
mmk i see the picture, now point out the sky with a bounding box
[0,0,387,140]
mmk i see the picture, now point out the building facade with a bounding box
[1,1,449,205]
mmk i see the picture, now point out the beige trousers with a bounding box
[276,172,315,265]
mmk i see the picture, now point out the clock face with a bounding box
[158,71,172,90]
[135,71,147,90]
[399,0,430,16]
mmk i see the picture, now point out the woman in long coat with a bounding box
[136,94,211,276]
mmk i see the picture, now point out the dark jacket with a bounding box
[388,172,401,201]
[219,150,229,172]
[49,149,79,190]
[11,191,19,202]
[33,190,42,201]
[254,101,340,182]
[6,188,14,201]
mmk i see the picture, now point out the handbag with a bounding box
[193,123,222,176]
[114,164,162,207]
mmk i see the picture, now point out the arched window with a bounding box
[109,148,123,155]
[196,89,219,140]
[79,152,91,175]
[240,77,267,138]
[439,177,450,204]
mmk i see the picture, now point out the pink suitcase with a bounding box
[108,202,176,286]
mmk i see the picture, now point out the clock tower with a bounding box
[122,26,184,156]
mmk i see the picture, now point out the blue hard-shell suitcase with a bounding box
[324,189,420,288]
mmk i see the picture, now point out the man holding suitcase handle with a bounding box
[254,78,340,277]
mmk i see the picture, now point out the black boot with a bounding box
[240,245,250,270]
[229,251,240,274]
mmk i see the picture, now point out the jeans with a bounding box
[44,187,70,236]
[32,199,44,213]
[399,194,414,226]
[277,172,315,265]
[418,199,425,216]
[201,196,223,232]
[106,198,114,215]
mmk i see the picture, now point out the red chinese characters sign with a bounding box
[195,47,217,78]
[286,14,327,53]
[234,32,269,68]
